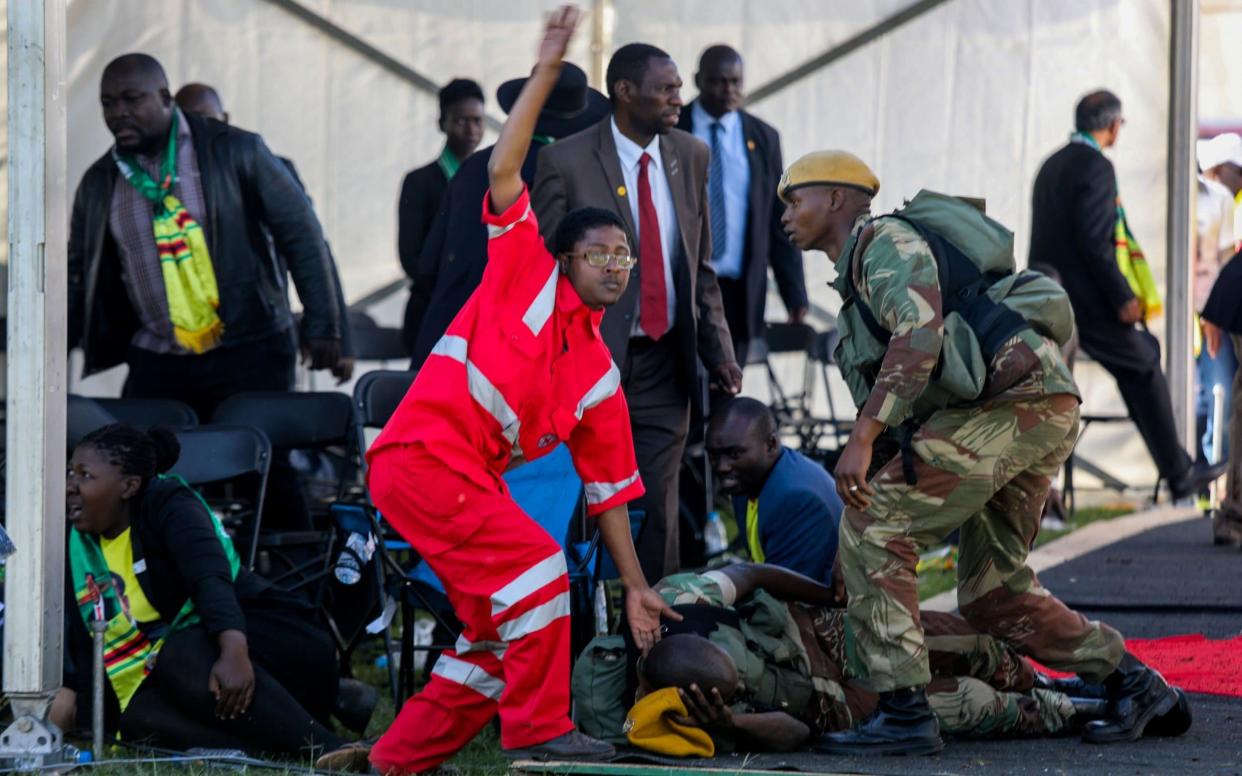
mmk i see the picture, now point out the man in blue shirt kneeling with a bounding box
[706,397,843,585]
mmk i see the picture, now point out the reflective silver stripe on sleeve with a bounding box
[486,204,533,240]
[454,635,508,659]
[491,553,568,617]
[495,591,571,642]
[522,266,559,336]
[430,655,504,700]
[432,335,522,453]
[583,471,641,505]
[575,362,622,419]
[429,334,468,363]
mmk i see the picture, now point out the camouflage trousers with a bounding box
[840,395,1126,691]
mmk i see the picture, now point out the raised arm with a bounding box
[487,6,580,213]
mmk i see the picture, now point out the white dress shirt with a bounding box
[691,101,750,280]
[611,117,679,338]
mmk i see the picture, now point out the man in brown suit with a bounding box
[533,43,742,580]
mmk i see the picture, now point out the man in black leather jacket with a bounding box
[68,53,342,420]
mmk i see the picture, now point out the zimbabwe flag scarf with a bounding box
[68,475,241,711]
[113,111,223,353]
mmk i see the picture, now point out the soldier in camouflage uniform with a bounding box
[573,563,1097,753]
[776,151,1185,755]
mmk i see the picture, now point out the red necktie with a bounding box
[637,152,669,340]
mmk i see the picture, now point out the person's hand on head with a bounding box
[625,586,683,655]
[301,337,342,372]
[537,5,580,69]
[711,362,744,395]
[674,684,736,732]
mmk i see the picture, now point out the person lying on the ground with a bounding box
[63,424,366,757]
[574,563,1190,753]
[706,397,842,583]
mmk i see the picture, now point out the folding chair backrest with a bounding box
[353,370,417,431]
[350,312,410,362]
[171,425,272,487]
[213,391,354,450]
[67,395,119,451]
[765,322,818,355]
[504,445,584,552]
[94,397,199,430]
[172,425,272,568]
[808,330,842,365]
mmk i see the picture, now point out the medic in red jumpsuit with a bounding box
[338,9,679,774]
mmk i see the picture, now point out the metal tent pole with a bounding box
[1165,0,1199,454]
[1,0,70,768]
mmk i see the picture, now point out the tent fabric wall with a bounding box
[46,0,1213,489]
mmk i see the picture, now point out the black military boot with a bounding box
[1033,672,1108,699]
[1082,653,1179,743]
[816,686,944,756]
[1143,687,1192,737]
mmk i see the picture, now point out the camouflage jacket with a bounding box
[833,217,1079,428]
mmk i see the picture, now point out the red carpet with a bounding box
[1033,635,1242,697]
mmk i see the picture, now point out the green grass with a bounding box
[916,505,1133,601]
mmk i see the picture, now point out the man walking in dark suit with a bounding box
[406,64,610,368]
[533,43,742,580]
[1029,90,1224,501]
[677,45,808,366]
[398,79,485,352]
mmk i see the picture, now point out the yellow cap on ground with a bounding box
[778,150,880,202]
[623,687,716,758]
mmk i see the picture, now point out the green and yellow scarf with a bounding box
[1071,131,1162,321]
[113,111,224,353]
[69,475,240,710]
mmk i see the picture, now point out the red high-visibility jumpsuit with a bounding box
[366,186,644,774]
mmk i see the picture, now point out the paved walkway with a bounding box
[526,506,1242,775]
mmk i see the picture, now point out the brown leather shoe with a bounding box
[315,742,373,773]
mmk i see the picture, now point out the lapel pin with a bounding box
[617,185,627,197]
[747,139,756,151]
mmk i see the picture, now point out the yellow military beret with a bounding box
[623,687,716,758]
[778,150,880,202]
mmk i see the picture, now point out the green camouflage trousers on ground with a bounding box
[928,677,1075,737]
[840,395,1126,691]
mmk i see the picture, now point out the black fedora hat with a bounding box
[496,61,611,140]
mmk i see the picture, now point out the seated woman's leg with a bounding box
[243,602,340,724]
[145,623,350,757]
[120,684,253,752]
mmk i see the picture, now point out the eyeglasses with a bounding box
[563,251,636,270]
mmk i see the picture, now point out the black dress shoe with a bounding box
[1082,653,1178,743]
[816,687,944,756]
[1143,687,1192,737]
[1033,672,1108,699]
[1169,460,1229,501]
[334,678,379,735]
[504,729,616,761]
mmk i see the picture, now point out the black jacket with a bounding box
[676,102,807,342]
[1029,141,1136,321]
[406,143,545,368]
[1203,248,1242,334]
[398,159,449,354]
[63,477,294,726]
[68,113,340,376]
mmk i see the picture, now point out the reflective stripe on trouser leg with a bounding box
[366,457,575,770]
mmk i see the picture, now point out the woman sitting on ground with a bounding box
[63,423,354,759]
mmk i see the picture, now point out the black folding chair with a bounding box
[67,395,119,450]
[94,397,199,430]
[169,426,272,569]
[213,391,356,587]
[759,322,819,420]
[353,370,455,700]
[349,311,409,363]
